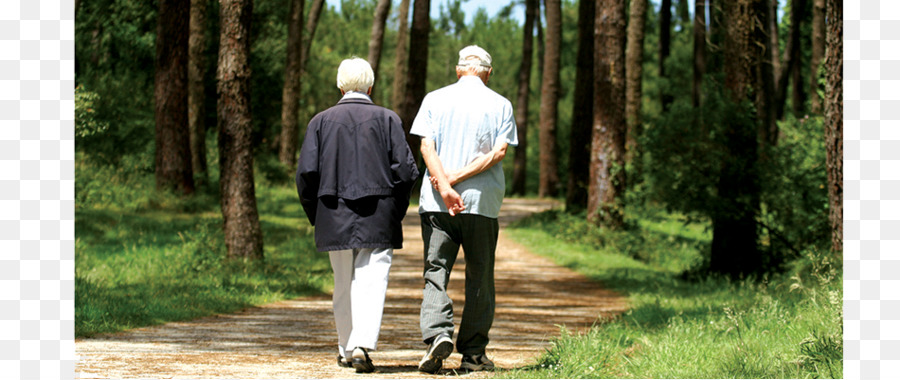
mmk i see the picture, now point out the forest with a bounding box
[74,0,843,378]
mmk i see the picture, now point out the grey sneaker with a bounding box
[351,347,375,373]
[460,353,495,371]
[418,333,453,374]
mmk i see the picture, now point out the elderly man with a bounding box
[411,45,518,374]
[296,57,419,373]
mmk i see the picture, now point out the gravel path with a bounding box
[75,198,628,379]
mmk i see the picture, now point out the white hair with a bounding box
[336,58,374,93]
[456,45,492,75]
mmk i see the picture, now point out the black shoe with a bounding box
[418,333,453,374]
[351,347,375,373]
[460,353,495,372]
[337,355,352,368]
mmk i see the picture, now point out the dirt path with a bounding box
[75,198,628,379]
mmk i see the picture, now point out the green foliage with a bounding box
[74,85,109,139]
[642,82,755,220]
[500,209,842,379]
[758,115,831,259]
[75,0,158,164]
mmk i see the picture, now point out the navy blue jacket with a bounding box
[296,97,419,251]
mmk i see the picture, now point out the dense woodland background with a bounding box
[74,0,842,277]
[74,1,844,376]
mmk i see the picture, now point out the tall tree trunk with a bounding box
[626,0,648,168]
[512,0,538,196]
[787,0,806,118]
[390,0,411,110]
[810,0,825,113]
[773,0,805,123]
[711,0,764,277]
[759,0,778,147]
[768,0,781,85]
[279,0,305,168]
[367,0,392,95]
[677,0,691,24]
[588,0,626,228]
[565,0,595,211]
[791,19,805,117]
[692,0,706,109]
[536,6,544,83]
[399,0,431,156]
[538,0,561,198]
[189,0,209,187]
[659,0,673,110]
[217,0,264,259]
[155,0,195,195]
[824,0,842,253]
[300,0,326,73]
[707,0,724,73]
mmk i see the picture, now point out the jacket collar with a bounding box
[336,97,374,106]
[337,91,373,105]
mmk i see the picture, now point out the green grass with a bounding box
[497,208,842,379]
[75,162,331,337]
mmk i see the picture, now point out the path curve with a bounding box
[76,198,628,379]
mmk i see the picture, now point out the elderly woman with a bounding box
[296,57,419,373]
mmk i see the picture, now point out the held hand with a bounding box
[430,170,460,191]
[440,188,466,216]
[430,175,440,191]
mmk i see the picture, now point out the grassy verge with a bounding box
[75,160,331,337]
[498,208,842,379]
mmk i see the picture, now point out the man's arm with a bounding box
[445,142,508,186]
[420,138,466,216]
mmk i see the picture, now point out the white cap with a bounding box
[457,45,492,68]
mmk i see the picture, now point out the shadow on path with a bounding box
[75,198,628,379]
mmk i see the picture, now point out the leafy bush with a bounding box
[641,79,831,273]
[758,114,831,261]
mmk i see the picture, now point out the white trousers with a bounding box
[329,247,393,358]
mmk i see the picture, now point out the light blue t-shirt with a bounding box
[410,76,518,218]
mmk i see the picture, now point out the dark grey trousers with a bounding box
[419,212,499,356]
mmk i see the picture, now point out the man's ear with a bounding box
[366,87,373,95]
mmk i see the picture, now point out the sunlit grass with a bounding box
[75,174,331,337]
[496,208,842,379]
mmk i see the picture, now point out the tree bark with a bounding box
[759,0,778,147]
[278,0,305,168]
[626,0,648,163]
[536,5,544,84]
[588,0,626,228]
[390,0,411,110]
[399,0,431,156]
[768,0,781,86]
[825,0,842,253]
[692,0,706,109]
[537,0,561,198]
[779,0,807,119]
[810,0,825,113]
[512,0,538,196]
[217,0,264,259]
[565,0,594,211]
[711,0,764,277]
[300,0,326,73]
[367,0,392,95]
[773,0,805,123]
[659,0,674,110]
[707,0,724,73]
[155,0,195,195]
[188,0,209,187]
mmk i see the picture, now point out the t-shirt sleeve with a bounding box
[409,95,433,139]
[497,99,518,147]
